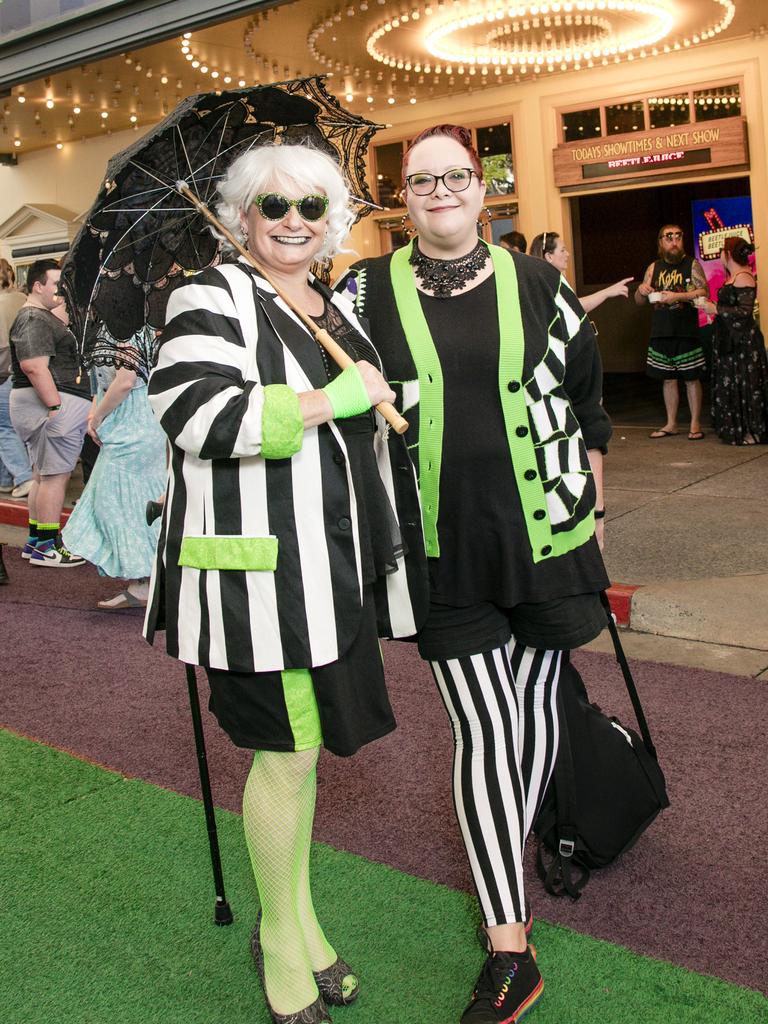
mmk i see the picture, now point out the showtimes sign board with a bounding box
[553,117,748,190]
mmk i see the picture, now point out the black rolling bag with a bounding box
[534,593,670,899]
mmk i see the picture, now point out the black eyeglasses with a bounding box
[404,167,477,196]
[253,193,329,222]
[661,231,683,240]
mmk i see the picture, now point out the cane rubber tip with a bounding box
[214,899,234,926]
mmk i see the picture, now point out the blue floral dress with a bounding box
[63,365,166,578]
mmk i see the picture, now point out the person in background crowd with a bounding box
[0,259,33,499]
[9,259,91,567]
[145,143,427,1024]
[530,231,633,314]
[634,223,708,439]
[337,124,611,1024]
[700,237,767,445]
[499,230,527,254]
[62,327,166,608]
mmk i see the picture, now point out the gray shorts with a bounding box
[10,389,90,476]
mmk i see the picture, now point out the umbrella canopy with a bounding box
[60,77,382,366]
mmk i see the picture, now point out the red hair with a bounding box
[401,124,484,186]
[722,235,753,267]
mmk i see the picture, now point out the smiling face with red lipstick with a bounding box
[402,130,487,260]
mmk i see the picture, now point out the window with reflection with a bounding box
[648,94,691,130]
[372,142,405,207]
[694,85,741,122]
[606,101,645,135]
[475,123,515,195]
[561,107,602,142]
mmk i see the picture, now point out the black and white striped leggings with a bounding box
[430,641,562,927]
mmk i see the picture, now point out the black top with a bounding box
[10,306,90,399]
[420,276,608,607]
[650,255,699,340]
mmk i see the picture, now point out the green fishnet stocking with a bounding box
[295,786,337,974]
[242,746,334,1015]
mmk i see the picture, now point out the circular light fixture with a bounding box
[14,139,21,147]
[17,94,26,104]
[46,98,55,109]
[56,142,63,150]
[301,0,736,86]
[101,111,109,119]
[73,106,81,114]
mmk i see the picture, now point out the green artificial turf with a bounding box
[2,728,766,1024]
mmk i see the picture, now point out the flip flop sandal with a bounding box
[97,591,147,610]
[649,429,678,438]
[688,431,705,440]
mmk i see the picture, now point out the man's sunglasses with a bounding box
[661,231,683,240]
[253,193,329,222]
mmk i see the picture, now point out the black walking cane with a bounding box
[146,502,233,925]
[185,663,234,926]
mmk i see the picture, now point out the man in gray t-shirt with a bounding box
[9,259,90,567]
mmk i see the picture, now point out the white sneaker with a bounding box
[30,541,86,568]
[11,479,33,499]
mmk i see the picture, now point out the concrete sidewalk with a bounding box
[589,425,768,677]
[3,426,767,677]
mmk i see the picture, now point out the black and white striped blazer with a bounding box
[143,258,427,674]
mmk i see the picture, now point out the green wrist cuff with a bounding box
[322,363,371,420]
[261,384,304,460]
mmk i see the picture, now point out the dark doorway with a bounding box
[572,175,751,289]
[570,175,750,425]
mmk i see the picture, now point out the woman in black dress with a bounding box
[337,124,611,1024]
[702,237,766,445]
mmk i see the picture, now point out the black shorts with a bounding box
[647,336,706,381]
[417,591,607,661]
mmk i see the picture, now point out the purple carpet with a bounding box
[2,549,766,993]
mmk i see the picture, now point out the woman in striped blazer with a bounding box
[144,144,427,1024]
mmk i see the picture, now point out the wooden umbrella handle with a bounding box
[177,182,408,435]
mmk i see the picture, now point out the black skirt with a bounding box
[206,584,395,757]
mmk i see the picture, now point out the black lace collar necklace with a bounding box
[409,237,489,298]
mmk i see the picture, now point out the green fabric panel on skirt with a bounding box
[281,669,323,750]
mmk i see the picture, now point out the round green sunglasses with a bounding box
[253,193,329,222]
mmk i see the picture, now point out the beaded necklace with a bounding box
[408,237,489,298]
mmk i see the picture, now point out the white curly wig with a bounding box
[214,143,356,260]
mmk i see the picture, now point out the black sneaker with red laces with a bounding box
[461,948,543,1024]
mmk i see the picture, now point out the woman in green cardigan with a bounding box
[337,124,612,1024]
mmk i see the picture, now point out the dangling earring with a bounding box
[400,213,414,237]
[477,207,492,229]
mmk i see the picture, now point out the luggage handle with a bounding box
[599,592,659,759]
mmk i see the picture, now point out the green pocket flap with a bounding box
[178,535,278,571]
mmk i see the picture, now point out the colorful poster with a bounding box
[692,195,755,301]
